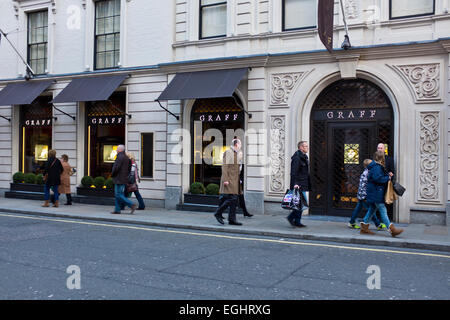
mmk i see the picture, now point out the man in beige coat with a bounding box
[214,138,242,226]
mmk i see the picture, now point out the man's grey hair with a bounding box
[117,144,125,152]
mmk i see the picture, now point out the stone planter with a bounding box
[76,187,114,198]
[184,193,220,205]
[10,183,44,193]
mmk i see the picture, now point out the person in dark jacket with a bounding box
[42,150,64,208]
[110,145,136,214]
[287,141,311,228]
[377,143,395,179]
[360,151,403,237]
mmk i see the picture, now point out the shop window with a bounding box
[283,0,317,31]
[85,91,126,178]
[191,96,245,187]
[95,0,120,70]
[141,133,154,178]
[20,96,53,174]
[200,0,227,39]
[27,10,48,75]
[390,0,434,19]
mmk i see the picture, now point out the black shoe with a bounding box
[286,217,296,227]
[229,220,242,226]
[296,223,307,228]
[243,212,253,217]
[110,211,120,214]
[214,213,224,225]
[64,203,72,205]
[137,207,145,210]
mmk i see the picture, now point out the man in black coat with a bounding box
[287,141,311,227]
[42,150,64,208]
[111,145,136,214]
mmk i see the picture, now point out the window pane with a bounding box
[30,46,38,60]
[201,4,226,38]
[141,133,154,178]
[97,52,105,69]
[284,0,317,30]
[97,36,106,52]
[105,34,114,51]
[104,17,114,34]
[202,0,224,5]
[106,0,115,16]
[114,34,120,50]
[114,0,121,15]
[391,0,434,18]
[96,18,105,35]
[105,51,114,68]
[114,51,120,66]
[96,1,107,18]
[114,15,120,33]
[37,43,45,59]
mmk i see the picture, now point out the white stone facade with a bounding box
[0,0,449,224]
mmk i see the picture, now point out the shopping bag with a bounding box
[393,182,406,196]
[385,180,398,204]
[281,189,293,210]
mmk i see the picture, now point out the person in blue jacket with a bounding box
[360,151,403,237]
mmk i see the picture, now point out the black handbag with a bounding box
[393,182,406,196]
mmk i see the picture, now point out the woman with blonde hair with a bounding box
[360,151,403,237]
[125,152,145,210]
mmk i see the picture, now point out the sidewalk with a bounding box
[0,197,449,253]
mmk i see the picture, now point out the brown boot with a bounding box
[360,222,375,235]
[53,200,59,208]
[42,200,50,207]
[389,224,403,237]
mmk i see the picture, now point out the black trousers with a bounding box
[215,194,238,222]
[219,194,249,215]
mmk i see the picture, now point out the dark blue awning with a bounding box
[52,74,127,103]
[157,68,247,101]
[0,80,53,106]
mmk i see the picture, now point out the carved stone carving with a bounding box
[269,116,286,194]
[271,72,308,106]
[344,0,358,19]
[391,64,441,102]
[418,112,440,202]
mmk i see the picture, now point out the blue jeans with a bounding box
[44,184,59,201]
[114,184,134,213]
[287,191,307,225]
[349,200,381,226]
[121,190,145,210]
[363,203,391,227]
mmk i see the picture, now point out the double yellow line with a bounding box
[1,212,449,259]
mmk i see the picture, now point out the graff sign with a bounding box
[24,119,52,126]
[88,116,125,125]
[312,109,391,121]
[194,112,244,123]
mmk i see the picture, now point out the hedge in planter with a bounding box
[93,176,106,189]
[189,182,205,194]
[205,183,219,195]
[13,172,24,184]
[81,176,94,188]
[24,173,37,184]
[36,174,44,185]
[105,178,114,189]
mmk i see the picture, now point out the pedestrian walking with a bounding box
[213,138,243,226]
[42,150,64,208]
[360,151,403,237]
[126,152,145,210]
[377,143,395,180]
[287,141,310,228]
[58,154,75,205]
[110,145,136,215]
[348,159,386,230]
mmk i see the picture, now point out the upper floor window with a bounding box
[283,0,317,31]
[27,10,48,75]
[95,0,120,70]
[200,0,227,39]
[390,0,435,19]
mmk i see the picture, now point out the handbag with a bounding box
[281,188,308,211]
[43,159,57,183]
[385,180,398,204]
[393,182,406,196]
[126,183,138,193]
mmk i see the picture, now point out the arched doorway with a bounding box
[309,79,394,217]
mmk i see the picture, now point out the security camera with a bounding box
[341,35,351,50]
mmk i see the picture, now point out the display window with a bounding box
[85,91,125,178]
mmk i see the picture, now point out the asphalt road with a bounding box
[0,212,449,300]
